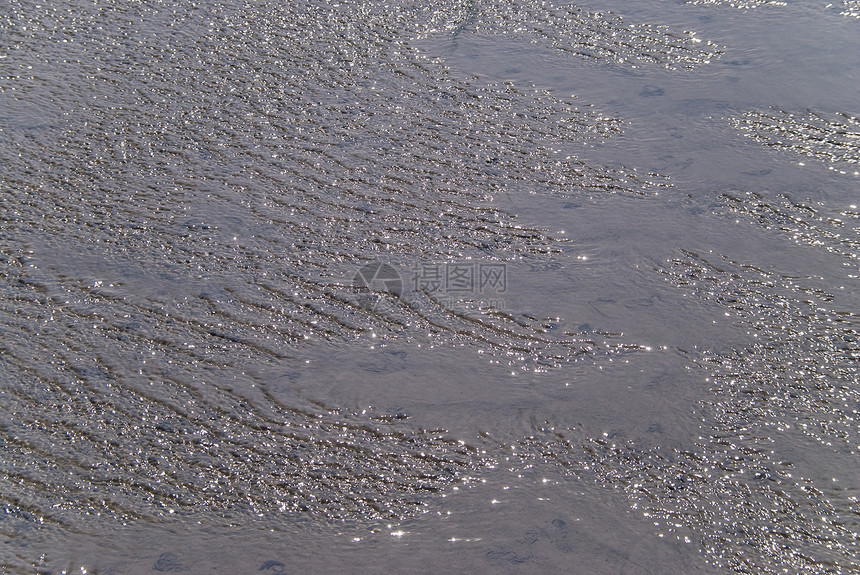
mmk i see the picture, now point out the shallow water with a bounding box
[1,0,858,573]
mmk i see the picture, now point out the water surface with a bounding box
[1,0,858,573]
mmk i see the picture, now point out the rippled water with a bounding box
[1,0,858,573]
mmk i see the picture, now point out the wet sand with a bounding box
[1,0,858,573]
